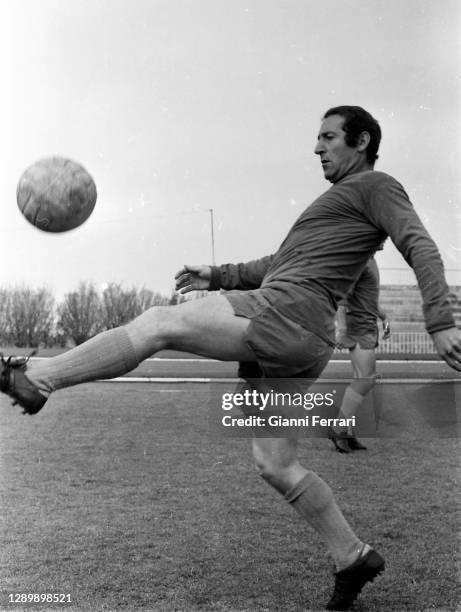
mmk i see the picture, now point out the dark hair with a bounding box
[323,106,381,163]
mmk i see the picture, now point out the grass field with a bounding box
[0,382,460,611]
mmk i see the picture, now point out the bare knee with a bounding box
[124,305,176,357]
[123,300,196,357]
[125,295,254,361]
[251,438,301,493]
[150,295,253,360]
[252,440,275,478]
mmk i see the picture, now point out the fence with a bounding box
[335,331,436,355]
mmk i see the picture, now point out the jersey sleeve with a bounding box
[208,255,274,291]
[365,176,455,334]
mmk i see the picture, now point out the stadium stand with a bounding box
[339,285,461,356]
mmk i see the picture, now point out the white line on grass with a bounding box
[144,358,445,365]
[99,377,460,384]
[30,357,445,365]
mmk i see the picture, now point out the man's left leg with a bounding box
[252,435,384,609]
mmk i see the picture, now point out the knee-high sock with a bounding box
[27,327,139,394]
[285,471,365,570]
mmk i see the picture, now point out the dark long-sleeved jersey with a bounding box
[209,170,454,343]
[339,257,380,336]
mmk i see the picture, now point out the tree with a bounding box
[101,283,139,329]
[0,288,12,345]
[100,284,174,330]
[139,288,172,309]
[57,282,103,345]
[8,286,55,348]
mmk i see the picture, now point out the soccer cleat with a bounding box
[328,428,352,453]
[326,548,385,610]
[0,352,48,415]
[346,433,367,451]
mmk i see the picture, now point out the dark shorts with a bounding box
[341,329,378,350]
[224,289,334,379]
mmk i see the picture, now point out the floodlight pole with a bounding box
[209,208,216,265]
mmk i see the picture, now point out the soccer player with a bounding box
[2,106,460,610]
[328,256,390,453]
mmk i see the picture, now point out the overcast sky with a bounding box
[0,0,459,298]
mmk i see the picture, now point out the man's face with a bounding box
[314,114,364,183]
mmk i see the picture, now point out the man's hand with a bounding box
[431,327,461,371]
[175,264,212,294]
[382,319,391,340]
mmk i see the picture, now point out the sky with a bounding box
[0,0,460,299]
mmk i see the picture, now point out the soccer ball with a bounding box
[16,156,97,232]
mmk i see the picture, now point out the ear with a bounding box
[356,131,371,152]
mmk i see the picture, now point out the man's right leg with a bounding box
[1,294,257,413]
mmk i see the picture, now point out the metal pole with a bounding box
[209,208,216,265]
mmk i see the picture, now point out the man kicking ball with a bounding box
[2,106,460,610]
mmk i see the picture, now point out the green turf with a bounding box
[0,383,459,611]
